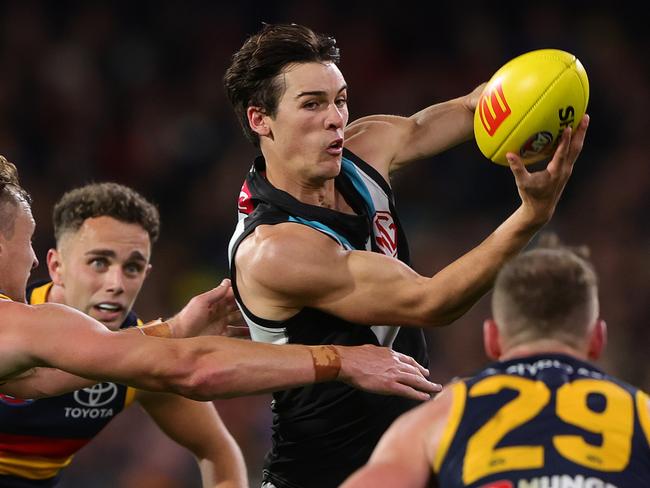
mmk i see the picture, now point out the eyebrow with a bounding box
[295,85,347,99]
[85,249,147,262]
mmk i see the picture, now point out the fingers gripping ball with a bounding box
[474,49,589,166]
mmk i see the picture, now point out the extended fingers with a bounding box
[506,151,529,182]
[394,351,429,377]
[389,374,441,401]
[569,114,589,157]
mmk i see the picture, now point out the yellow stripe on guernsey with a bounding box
[0,293,11,301]
[29,282,52,305]
[636,391,650,446]
[433,381,467,473]
[0,455,73,480]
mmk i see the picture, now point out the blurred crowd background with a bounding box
[0,1,647,486]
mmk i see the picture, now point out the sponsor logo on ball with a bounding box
[519,131,554,158]
[478,81,512,136]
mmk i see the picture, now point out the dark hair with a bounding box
[0,155,31,238]
[53,182,160,244]
[223,23,340,147]
[492,237,599,346]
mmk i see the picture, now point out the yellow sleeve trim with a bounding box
[433,381,467,473]
[636,390,650,446]
[29,282,53,305]
[0,293,12,301]
[124,386,137,407]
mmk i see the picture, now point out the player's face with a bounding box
[50,216,151,330]
[266,61,348,181]
[0,202,38,302]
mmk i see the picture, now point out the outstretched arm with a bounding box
[0,281,242,398]
[238,116,589,327]
[0,301,438,400]
[344,84,485,179]
[137,391,247,488]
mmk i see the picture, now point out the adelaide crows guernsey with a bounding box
[0,281,140,487]
[229,149,429,488]
[434,354,650,487]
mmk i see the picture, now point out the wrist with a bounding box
[514,204,551,232]
[139,318,173,338]
[309,345,341,383]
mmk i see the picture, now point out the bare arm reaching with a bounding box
[0,301,439,400]
[136,391,247,488]
[237,116,589,327]
[345,84,485,179]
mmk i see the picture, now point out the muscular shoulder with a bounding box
[235,222,345,299]
[345,115,411,176]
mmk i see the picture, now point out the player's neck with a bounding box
[499,341,588,362]
[265,164,354,213]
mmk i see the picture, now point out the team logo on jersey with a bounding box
[74,383,118,407]
[0,394,34,407]
[238,180,254,215]
[374,211,397,257]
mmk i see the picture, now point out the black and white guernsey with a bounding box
[228,148,428,488]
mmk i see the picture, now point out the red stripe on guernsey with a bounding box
[237,180,254,215]
[0,432,88,458]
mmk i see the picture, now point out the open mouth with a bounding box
[93,303,124,318]
[327,139,343,153]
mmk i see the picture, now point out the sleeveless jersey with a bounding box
[0,281,140,487]
[434,354,650,488]
[228,149,429,488]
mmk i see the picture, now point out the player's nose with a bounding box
[104,266,125,293]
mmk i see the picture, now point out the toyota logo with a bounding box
[74,383,118,407]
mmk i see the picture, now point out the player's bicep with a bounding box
[314,249,434,326]
[236,223,356,308]
[23,303,171,386]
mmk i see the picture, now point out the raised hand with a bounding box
[463,82,488,112]
[168,279,242,338]
[336,344,441,401]
[507,114,590,227]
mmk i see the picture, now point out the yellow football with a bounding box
[474,49,589,166]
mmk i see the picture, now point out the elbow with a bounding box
[406,286,468,328]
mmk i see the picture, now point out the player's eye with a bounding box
[124,263,144,276]
[88,258,109,270]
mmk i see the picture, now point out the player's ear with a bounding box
[587,319,607,360]
[483,319,502,360]
[247,106,271,137]
[47,248,64,285]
